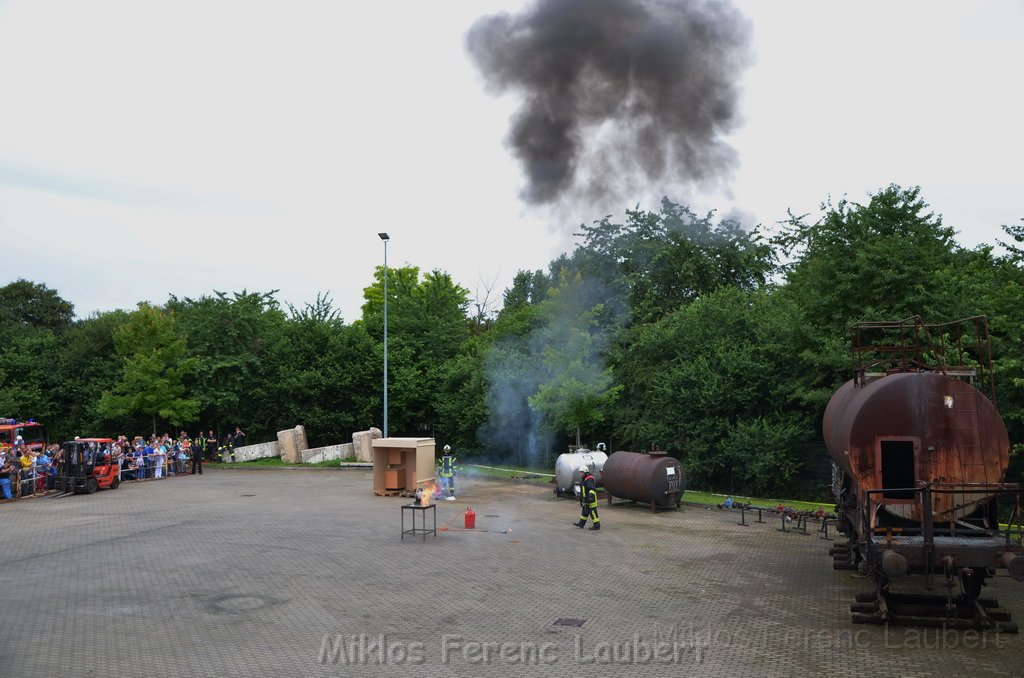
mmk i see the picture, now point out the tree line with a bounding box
[2,184,1022,499]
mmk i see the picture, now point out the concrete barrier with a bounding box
[223,427,379,464]
[351,427,382,462]
[278,425,308,463]
[300,442,354,464]
[229,441,279,462]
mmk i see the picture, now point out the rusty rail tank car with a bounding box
[824,316,1024,632]
[602,450,685,512]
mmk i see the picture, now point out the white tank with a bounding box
[554,449,608,497]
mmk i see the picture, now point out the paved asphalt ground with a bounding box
[1,467,1023,677]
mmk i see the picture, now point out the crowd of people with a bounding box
[0,427,246,501]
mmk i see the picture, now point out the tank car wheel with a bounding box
[86,478,98,494]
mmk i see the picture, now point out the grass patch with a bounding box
[210,457,288,467]
[680,490,831,511]
[464,463,830,506]
[463,463,553,484]
[463,463,833,506]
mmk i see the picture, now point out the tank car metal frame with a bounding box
[838,482,1024,632]
[828,316,1024,632]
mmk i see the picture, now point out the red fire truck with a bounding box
[0,418,47,454]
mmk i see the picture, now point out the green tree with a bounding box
[98,303,199,432]
[774,184,959,334]
[997,217,1024,261]
[0,281,74,428]
[770,184,967,418]
[575,198,775,324]
[52,310,129,438]
[501,269,551,314]
[414,270,471,361]
[0,279,74,339]
[168,290,288,438]
[526,276,622,443]
[937,242,1024,453]
[611,286,814,496]
[360,265,423,338]
[360,266,473,439]
[432,335,490,450]
[480,268,622,460]
[0,332,62,425]
[270,307,379,447]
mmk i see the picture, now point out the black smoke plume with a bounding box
[467,0,752,209]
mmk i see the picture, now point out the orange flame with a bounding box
[419,483,436,506]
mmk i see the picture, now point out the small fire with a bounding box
[418,483,436,506]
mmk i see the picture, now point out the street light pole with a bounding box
[378,232,390,438]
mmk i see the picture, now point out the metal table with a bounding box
[401,502,437,540]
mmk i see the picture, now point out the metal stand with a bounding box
[820,517,834,541]
[401,503,437,540]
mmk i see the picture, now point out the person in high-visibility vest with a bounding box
[437,444,459,501]
[575,465,600,530]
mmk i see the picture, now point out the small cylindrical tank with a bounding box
[554,449,607,497]
[602,451,685,510]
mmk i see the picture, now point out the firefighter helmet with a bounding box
[443,444,451,453]
[579,464,589,475]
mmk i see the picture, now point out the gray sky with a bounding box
[1,1,1021,321]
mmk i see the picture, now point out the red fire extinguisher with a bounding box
[464,507,476,529]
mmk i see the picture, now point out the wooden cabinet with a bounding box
[372,438,435,496]
[383,468,404,490]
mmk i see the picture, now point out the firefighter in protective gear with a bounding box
[575,464,600,530]
[438,444,458,501]
[218,434,234,463]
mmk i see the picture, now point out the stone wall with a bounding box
[300,443,354,464]
[223,425,380,464]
